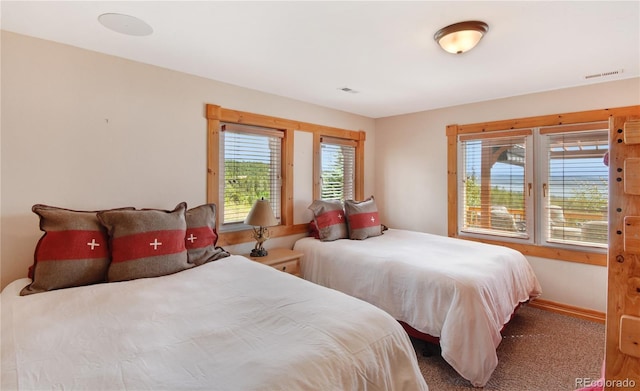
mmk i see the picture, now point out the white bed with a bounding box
[1,255,428,391]
[294,229,542,387]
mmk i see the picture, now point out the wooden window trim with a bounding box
[206,104,365,246]
[458,128,532,141]
[221,123,285,138]
[447,105,640,266]
[320,136,358,147]
[540,121,608,135]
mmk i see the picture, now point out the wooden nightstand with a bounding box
[244,248,304,276]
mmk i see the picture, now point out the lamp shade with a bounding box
[244,199,278,227]
[434,21,488,54]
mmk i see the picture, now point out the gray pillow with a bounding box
[308,200,348,241]
[185,203,230,266]
[344,196,383,240]
[98,202,192,282]
[21,204,133,296]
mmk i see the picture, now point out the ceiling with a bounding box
[1,1,638,118]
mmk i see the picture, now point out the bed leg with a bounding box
[421,343,441,357]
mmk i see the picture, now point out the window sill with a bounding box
[218,223,309,247]
[453,235,607,266]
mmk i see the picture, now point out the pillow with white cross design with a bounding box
[344,196,384,240]
[308,199,349,241]
[185,203,230,266]
[21,204,134,295]
[98,202,193,282]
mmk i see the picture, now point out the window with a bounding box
[459,131,532,239]
[219,123,282,230]
[320,137,356,200]
[540,125,609,248]
[207,103,366,246]
[457,122,609,252]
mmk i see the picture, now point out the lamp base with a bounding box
[250,248,268,257]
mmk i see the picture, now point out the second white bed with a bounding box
[294,229,542,387]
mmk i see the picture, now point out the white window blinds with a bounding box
[219,123,282,228]
[320,137,356,201]
[541,123,609,248]
[459,131,531,239]
[457,121,609,250]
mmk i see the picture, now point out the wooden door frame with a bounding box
[605,114,640,389]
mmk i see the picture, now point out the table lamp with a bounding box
[244,198,278,257]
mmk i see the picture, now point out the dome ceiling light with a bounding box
[434,21,489,54]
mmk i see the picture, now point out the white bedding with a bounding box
[294,229,542,387]
[1,255,428,391]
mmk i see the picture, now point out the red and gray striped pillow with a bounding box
[185,203,230,266]
[20,204,134,296]
[308,200,348,241]
[97,202,193,282]
[344,196,383,240]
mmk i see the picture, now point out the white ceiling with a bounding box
[1,1,639,118]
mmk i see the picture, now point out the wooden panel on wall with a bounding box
[623,119,640,144]
[605,113,640,390]
[624,216,640,253]
[619,315,640,358]
[624,158,640,195]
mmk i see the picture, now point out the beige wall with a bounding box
[3,30,639,313]
[0,31,376,288]
[375,78,640,312]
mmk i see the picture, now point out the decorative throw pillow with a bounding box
[308,200,348,241]
[98,202,192,282]
[308,219,320,239]
[21,204,133,296]
[185,203,230,266]
[344,196,383,240]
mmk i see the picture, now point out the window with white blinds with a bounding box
[219,123,282,229]
[459,131,531,239]
[320,137,356,200]
[540,124,609,248]
[457,122,609,250]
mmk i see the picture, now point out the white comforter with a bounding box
[1,255,427,391]
[294,229,542,387]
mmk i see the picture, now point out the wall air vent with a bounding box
[584,69,624,80]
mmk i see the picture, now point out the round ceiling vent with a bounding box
[98,13,153,36]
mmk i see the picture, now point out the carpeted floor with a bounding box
[413,305,605,390]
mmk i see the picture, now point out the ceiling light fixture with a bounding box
[98,13,153,36]
[434,21,488,54]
